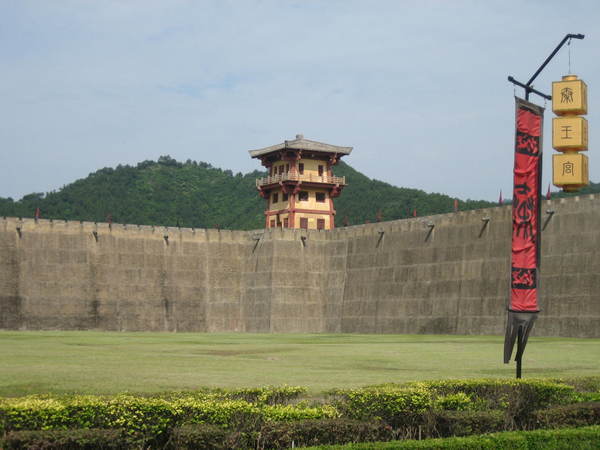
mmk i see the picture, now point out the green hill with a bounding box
[332,162,493,224]
[0,156,264,230]
[2,156,593,230]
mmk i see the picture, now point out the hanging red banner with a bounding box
[504,97,543,364]
[511,98,543,311]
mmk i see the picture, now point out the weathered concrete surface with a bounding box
[0,194,599,337]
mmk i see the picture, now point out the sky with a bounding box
[1,0,599,202]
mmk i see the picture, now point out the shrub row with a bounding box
[0,394,337,437]
[2,428,135,450]
[156,385,307,405]
[173,419,395,449]
[333,378,580,427]
[552,376,600,394]
[535,401,600,428]
[331,386,432,427]
[4,424,600,450]
[1,379,597,448]
[303,425,600,449]
[0,419,393,450]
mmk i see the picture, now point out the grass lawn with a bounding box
[0,331,598,397]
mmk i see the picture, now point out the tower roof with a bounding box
[248,134,353,158]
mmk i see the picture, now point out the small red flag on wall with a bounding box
[412,208,417,217]
[546,183,552,200]
[454,199,459,212]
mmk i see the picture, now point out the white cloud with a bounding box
[1,0,599,201]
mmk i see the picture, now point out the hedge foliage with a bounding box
[304,425,600,449]
[0,391,337,438]
[331,385,432,427]
[427,410,506,438]
[5,424,600,450]
[535,401,600,429]
[171,419,395,449]
[2,428,135,450]
[330,378,579,429]
[156,385,307,405]
[1,379,599,449]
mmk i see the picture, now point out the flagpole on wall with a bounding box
[506,33,585,380]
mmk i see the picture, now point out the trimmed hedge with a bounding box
[302,425,600,449]
[427,409,505,438]
[170,423,232,449]
[553,377,600,394]
[330,385,432,427]
[255,418,394,449]
[157,385,307,405]
[2,428,135,449]
[412,378,577,414]
[535,401,600,428]
[355,378,579,427]
[2,413,600,449]
[0,394,338,437]
[1,379,598,448]
[170,419,395,449]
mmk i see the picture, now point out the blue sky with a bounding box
[1,0,599,202]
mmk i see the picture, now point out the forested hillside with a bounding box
[332,163,493,224]
[0,156,264,230]
[1,156,596,229]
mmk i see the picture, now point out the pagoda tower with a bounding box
[249,134,352,230]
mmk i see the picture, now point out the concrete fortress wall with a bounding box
[1,194,599,337]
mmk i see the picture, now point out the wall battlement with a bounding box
[1,194,599,337]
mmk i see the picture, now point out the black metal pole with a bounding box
[508,33,584,101]
[507,33,585,379]
[516,326,523,379]
[526,34,584,87]
[507,77,551,100]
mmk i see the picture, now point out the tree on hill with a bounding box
[2,156,595,229]
[332,162,494,224]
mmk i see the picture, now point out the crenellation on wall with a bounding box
[1,195,599,336]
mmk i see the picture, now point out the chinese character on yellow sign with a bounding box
[552,74,589,193]
[552,75,587,116]
[552,116,588,151]
[553,153,589,190]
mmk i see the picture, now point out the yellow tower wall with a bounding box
[295,187,331,211]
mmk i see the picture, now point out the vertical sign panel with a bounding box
[504,97,543,364]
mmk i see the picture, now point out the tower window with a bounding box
[283,193,289,201]
[278,165,284,175]
[299,163,304,174]
[318,165,324,176]
[270,219,276,228]
[300,218,308,229]
[298,191,309,202]
[316,192,326,203]
[317,219,325,230]
[272,193,278,204]
[283,218,289,228]
[285,163,289,173]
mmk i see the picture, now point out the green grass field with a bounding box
[0,331,598,397]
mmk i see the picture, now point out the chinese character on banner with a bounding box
[504,98,542,366]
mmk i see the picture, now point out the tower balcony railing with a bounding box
[256,172,346,188]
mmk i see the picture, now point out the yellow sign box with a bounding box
[552,75,588,116]
[553,153,589,190]
[552,116,588,151]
